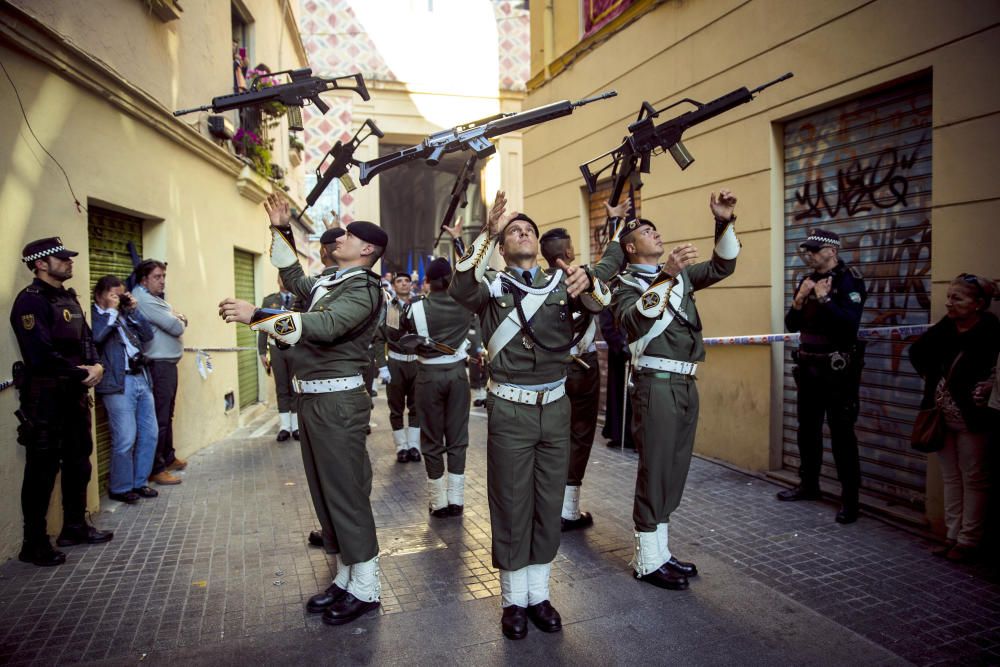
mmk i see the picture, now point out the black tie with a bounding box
[522,270,532,286]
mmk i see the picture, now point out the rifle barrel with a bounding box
[573,90,617,107]
[750,72,794,95]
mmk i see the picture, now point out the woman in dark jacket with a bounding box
[909,274,999,562]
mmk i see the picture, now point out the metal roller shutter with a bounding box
[233,250,259,409]
[87,208,144,495]
[782,76,933,510]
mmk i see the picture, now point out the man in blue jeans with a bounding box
[92,276,159,503]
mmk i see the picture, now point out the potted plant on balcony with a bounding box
[247,65,286,119]
[233,128,272,179]
[289,133,305,167]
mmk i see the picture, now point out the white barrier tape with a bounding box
[703,324,930,346]
[184,347,256,352]
[0,378,13,392]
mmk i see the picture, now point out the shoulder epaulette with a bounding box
[849,266,864,280]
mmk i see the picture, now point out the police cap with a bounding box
[22,237,79,265]
[800,229,841,251]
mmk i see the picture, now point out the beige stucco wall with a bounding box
[524,0,1000,519]
[0,1,308,561]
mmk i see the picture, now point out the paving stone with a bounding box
[0,395,996,665]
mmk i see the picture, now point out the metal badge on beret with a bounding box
[618,218,656,242]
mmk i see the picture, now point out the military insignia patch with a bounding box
[849,292,862,303]
[62,309,72,322]
[274,315,297,335]
[21,314,35,330]
[641,292,661,310]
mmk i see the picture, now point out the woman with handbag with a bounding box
[910,274,999,562]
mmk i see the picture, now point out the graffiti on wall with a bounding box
[783,78,933,508]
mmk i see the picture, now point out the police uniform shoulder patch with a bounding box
[274,315,297,335]
[849,266,864,280]
[641,291,661,310]
[849,291,862,303]
[21,314,35,330]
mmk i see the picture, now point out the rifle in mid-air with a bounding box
[296,119,384,220]
[580,73,793,205]
[173,68,371,131]
[432,155,479,249]
[356,90,618,185]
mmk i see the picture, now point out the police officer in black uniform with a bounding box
[778,229,867,524]
[10,237,114,566]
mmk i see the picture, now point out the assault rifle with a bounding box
[297,119,384,220]
[173,68,370,131]
[580,73,793,204]
[432,155,478,249]
[356,90,618,185]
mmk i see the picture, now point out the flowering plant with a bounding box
[232,128,272,178]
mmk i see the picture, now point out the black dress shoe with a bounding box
[307,583,348,613]
[429,506,451,518]
[501,605,528,640]
[276,429,291,442]
[308,530,324,547]
[635,564,689,590]
[321,593,380,625]
[132,486,159,498]
[664,556,698,577]
[776,486,822,502]
[292,430,300,441]
[446,504,464,517]
[56,524,114,546]
[407,447,421,462]
[396,450,409,463]
[473,398,486,407]
[109,491,140,504]
[561,511,594,532]
[527,600,562,633]
[835,506,859,524]
[18,540,66,567]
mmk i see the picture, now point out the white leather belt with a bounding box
[292,375,364,394]
[635,355,698,376]
[388,351,417,362]
[488,380,567,406]
[419,340,469,365]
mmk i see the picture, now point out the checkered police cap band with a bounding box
[22,245,68,264]
[805,234,841,247]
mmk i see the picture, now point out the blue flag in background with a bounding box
[406,250,413,277]
[417,254,425,285]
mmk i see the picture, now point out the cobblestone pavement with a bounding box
[0,395,997,666]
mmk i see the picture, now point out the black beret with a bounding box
[800,229,841,251]
[347,220,388,248]
[539,228,571,243]
[505,213,539,238]
[619,218,656,241]
[427,257,452,281]
[320,227,345,245]
[22,236,78,264]
[392,272,412,282]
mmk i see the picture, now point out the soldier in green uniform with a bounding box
[405,258,473,516]
[291,226,343,550]
[450,191,610,640]
[611,189,740,591]
[258,277,297,441]
[374,273,421,462]
[219,194,386,627]
[538,200,629,532]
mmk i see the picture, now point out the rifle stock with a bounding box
[300,119,384,216]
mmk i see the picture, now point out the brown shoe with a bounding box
[945,544,978,563]
[150,471,182,485]
[166,458,188,471]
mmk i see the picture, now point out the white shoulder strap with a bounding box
[486,271,562,359]
[308,271,363,310]
[409,299,429,337]
[629,274,685,359]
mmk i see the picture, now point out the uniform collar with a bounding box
[32,277,69,294]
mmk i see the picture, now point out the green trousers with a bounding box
[631,372,700,532]
[485,393,570,570]
[387,358,418,430]
[415,363,470,479]
[566,350,601,486]
[298,387,379,565]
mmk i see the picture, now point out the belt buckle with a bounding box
[292,377,302,393]
[535,390,545,406]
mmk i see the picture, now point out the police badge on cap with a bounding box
[21,237,79,265]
